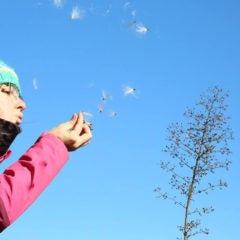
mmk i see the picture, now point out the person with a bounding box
[0,60,92,232]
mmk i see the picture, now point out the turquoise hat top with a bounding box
[0,60,21,95]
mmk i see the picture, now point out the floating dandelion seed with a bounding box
[97,103,104,113]
[129,20,136,28]
[131,10,137,17]
[109,111,117,117]
[83,111,93,118]
[135,23,150,34]
[83,112,93,130]
[32,78,38,90]
[103,4,112,16]
[123,2,131,8]
[101,90,111,101]
[103,9,110,16]
[123,86,136,96]
[83,119,93,130]
[70,6,85,20]
[37,1,44,6]
[53,0,64,8]
[85,121,93,130]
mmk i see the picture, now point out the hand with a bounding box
[49,112,92,151]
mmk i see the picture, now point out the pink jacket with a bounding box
[0,132,69,232]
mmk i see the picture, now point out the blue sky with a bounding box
[0,0,240,239]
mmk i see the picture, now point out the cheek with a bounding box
[0,99,13,120]
[0,109,8,120]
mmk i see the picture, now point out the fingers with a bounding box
[70,112,92,134]
[68,112,82,131]
[66,113,77,131]
[67,112,92,150]
[77,125,92,147]
[81,122,92,140]
[49,111,93,152]
[71,112,92,131]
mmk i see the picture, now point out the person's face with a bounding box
[0,84,26,125]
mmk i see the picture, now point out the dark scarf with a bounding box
[0,118,21,156]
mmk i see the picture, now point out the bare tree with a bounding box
[154,86,234,240]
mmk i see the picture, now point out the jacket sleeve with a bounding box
[0,132,69,232]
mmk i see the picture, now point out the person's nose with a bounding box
[17,98,27,111]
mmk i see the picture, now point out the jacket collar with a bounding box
[0,118,20,158]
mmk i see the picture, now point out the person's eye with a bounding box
[0,86,12,95]
[2,88,11,94]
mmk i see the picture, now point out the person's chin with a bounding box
[16,120,22,125]
[15,116,23,125]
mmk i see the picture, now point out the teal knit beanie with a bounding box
[0,60,21,95]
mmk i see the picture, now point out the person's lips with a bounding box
[16,114,23,124]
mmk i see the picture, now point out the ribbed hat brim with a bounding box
[0,60,21,95]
